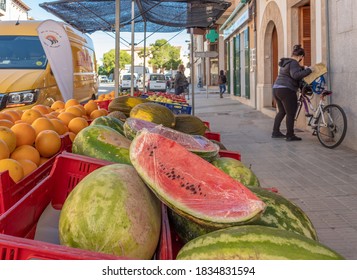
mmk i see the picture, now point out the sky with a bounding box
[27,0,190,65]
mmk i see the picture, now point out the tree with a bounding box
[101,49,131,76]
[148,39,182,72]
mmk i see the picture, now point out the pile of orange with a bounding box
[96,91,115,101]
[0,98,108,183]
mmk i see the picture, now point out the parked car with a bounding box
[146,73,167,92]
[99,75,110,83]
[120,73,139,91]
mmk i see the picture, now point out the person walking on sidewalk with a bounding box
[218,70,227,98]
[174,64,188,96]
[272,44,313,141]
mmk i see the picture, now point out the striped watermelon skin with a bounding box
[176,225,344,260]
[211,157,260,187]
[59,164,161,259]
[169,186,318,244]
[90,116,125,136]
[72,125,131,165]
[130,130,265,228]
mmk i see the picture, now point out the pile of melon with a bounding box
[0,99,108,183]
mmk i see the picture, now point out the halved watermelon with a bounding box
[130,129,265,228]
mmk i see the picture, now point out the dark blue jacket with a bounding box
[274,58,312,91]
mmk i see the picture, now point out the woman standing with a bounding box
[272,44,313,141]
[218,70,227,98]
[174,64,187,96]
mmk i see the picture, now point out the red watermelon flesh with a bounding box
[130,129,265,227]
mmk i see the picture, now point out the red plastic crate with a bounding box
[0,152,172,260]
[204,131,221,142]
[202,121,210,129]
[218,150,242,161]
[94,99,111,110]
[0,133,72,214]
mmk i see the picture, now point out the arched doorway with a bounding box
[271,25,278,108]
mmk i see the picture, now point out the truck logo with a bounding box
[45,35,59,46]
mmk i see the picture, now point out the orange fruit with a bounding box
[0,158,24,183]
[4,110,21,122]
[0,119,14,128]
[35,130,61,158]
[65,106,83,117]
[84,100,98,116]
[32,104,51,115]
[90,109,106,119]
[11,123,37,146]
[0,126,17,153]
[10,144,40,166]
[39,157,50,166]
[31,117,56,135]
[74,105,86,115]
[0,139,10,159]
[68,132,76,142]
[68,117,88,134]
[51,100,65,111]
[17,159,38,177]
[21,109,43,124]
[50,118,69,135]
[99,109,108,116]
[57,112,76,126]
[65,99,80,109]
[0,112,15,122]
[97,94,105,101]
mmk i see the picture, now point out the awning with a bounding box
[39,0,232,33]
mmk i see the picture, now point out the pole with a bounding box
[130,0,135,96]
[143,21,147,94]
[190,29,195,115]
[206,57,209,98]
[114,0,120,98]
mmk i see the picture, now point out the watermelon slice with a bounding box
[130,129,265,228]
[125,118,219,161]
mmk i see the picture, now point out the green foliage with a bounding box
[148,39,182,72]
[101,50,131,76]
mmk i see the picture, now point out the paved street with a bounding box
[190,88,357,260]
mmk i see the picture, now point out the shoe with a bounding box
[272,132,286,139]
[220,95,223,98]
[286,135,302,141]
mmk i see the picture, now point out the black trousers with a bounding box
[272,87,298,137]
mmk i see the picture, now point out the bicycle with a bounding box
[295,75,347,148]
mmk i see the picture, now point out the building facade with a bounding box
[217,0,356,151]
[0,0,30,20]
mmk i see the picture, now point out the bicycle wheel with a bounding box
[316,104,347,148]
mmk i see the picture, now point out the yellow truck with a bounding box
[0,20,99,111]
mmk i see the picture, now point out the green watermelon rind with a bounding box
[130,130,265,228]
[72,125,132,165]
[176,225,344,260]
[211,157,260,187]
[90,116,125,136]
[59,164,161,259]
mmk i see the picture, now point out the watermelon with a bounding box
[169,186,318,243]
[176,225,344,260]
[130,129,265,228]
[130,103,175,128]
[211,157,260,187]
[72,125,131,165]
[59,164,161,259]
[90,116,125,136]
[124,118,219,161]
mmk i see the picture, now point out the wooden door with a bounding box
[272,26,278,107]
[300,6,311,67]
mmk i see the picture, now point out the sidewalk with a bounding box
[189,88,357,260]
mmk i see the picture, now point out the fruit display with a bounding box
[59,164,161,259]
[175,225,343,260]
[0,99,109,183]
[144,92,187,104]
[108,95,150,116]
[130,129,265,228]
